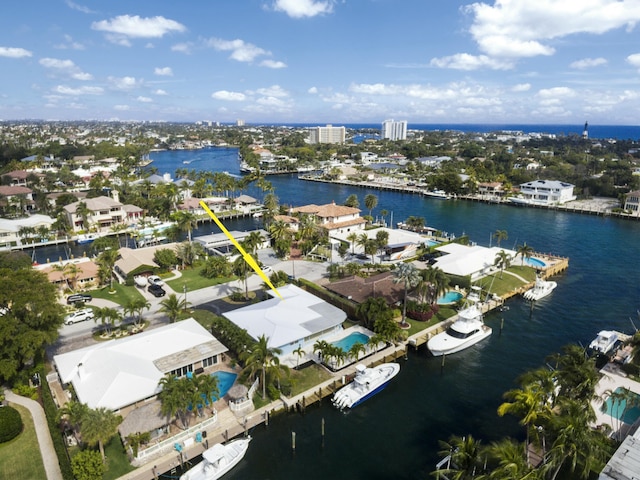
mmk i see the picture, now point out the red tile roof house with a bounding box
[290,201,366,236]
[0,185,35,214]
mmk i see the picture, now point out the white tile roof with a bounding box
[223,284,346,350]
[53,319,227,410]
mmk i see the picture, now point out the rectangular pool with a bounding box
[604,387,640,424]
[331,332,370,352]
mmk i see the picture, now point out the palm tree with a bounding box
[242,334,283,400]
[159,293,189,323]
[171,210,197,243]
[292,346,306,368]
[232,251,253,300]
[346,232,358,255]
[433,434,485,480]
[356,297,392,330]
[493,229,508,247]
[93,307,122,335]
[58,400,89,434]
[243,230,265,254]
[364,193,378,218]
[348,342,366,363]
[485,438,533,480]
[126,297,151,328]
[393,263,420,327]
[494,249,512,279]
[75,201,92,231]
[81,407,122,462]
[195,373,220,414]
[158,375,193,429]
[96,249,118,290]
[516,242,535,266]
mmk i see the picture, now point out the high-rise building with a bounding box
[381,119,407,141]
[308,124,346,144]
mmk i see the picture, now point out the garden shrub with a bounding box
[0,405,23,443]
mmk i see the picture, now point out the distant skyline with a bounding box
[3,1,640,125]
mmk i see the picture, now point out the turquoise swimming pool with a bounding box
[526,257,546,268]
[331,332,370,352]
[604,387,640,424]
[437,291,464,305]
[211,370,238,400]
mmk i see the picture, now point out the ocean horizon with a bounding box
[243,122,640,141]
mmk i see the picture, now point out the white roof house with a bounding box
[223,284,346,355]
[53,319,228,411]
[433,243,518,279]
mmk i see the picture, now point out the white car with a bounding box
[147,275,164,286]
[64,308,94,325]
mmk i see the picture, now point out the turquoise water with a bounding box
[425,239,440,247]
[331,332,370,352]
[526,257,546,267]
[437,291,464,304]
[212,370,237,399]
[604,387,640,424]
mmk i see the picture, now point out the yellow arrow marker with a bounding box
[199,200,282,299]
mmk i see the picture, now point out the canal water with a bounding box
[43,147,640,478]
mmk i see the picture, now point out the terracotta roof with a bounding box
[41,260,100,283]
[0,185,32,195]
[320,217,367,231]
[324,271,404,305]
[273,214,299,224]
[291,202,361,217]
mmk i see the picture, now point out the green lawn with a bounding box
[103,435,135,480]
[289,364,334,396]
[90,282,145,307]
[475,265,537,296]
[166,267,235,292]
[0,404,47,480]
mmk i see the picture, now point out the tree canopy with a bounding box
[0,267,64,383]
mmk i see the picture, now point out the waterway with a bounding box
[39,147,640,478]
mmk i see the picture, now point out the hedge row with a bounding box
[39,368,74,480]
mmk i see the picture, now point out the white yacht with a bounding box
[523,276,557,301]
[180,436,251,480]
[427,287,492,356]
[332,363,400,410]
[588,330,619,356]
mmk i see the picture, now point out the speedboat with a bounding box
[180,436,251,480]
[423,189,450,199]
[332,363,400,410]
[523,276,557,301]
[589,330,619,356]
[427,287,491,356]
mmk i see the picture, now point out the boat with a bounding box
[76,233,100,245]
[180,436,251,480]
[523,276,557,301]
[423,189,450,199]
[331,363,400,410]
[588,330,619,356]
[427,286,492,356]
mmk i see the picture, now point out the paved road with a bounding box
[4,389,63,480]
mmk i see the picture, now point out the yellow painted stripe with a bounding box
[199,201,282,299]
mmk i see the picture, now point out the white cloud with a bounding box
[40,58,93,81]
[154,89,168,96]
[511,83,531,92]
[308,87,318,94]
[570,57,607,69]
[537,86,576,98]
[171,43,193,54]
[91,15,186,45]
[53,85,104,95]
[108,76,141,91]
[206,37,269,63]
[54,34,85,50]
[626,53,640,68]
[430,53,514,70]
[114,105,130,111]
[154,67,173,76]
[0,47,32,58]
[65,1,95,14]
[256,96,288,107]
[254,85,289,98]
[272,0,334,18]
[466,0,640,59]
[137,96,153,103]
[211,90,246,101]
[260,59,287,69]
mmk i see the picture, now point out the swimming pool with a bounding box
[425,239,440,247]
[331,332,370,352]
[604,387,640,424]
[437,291,464,305]
[211,371,238,400]
[526,257,546,268]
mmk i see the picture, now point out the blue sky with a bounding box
[3,0,640,125]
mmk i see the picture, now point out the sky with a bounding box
[2,0,640,125]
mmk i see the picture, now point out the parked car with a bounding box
[66,293,92,305]
[147,275,164,286]
[148,283,166,297]
[64,308,94,325]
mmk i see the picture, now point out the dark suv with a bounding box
[148,283,166,297]
[66,293,93,305]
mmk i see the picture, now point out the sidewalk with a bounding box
[4,389,63,480]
